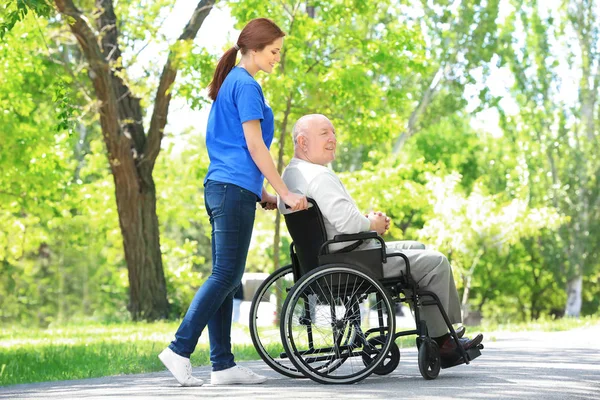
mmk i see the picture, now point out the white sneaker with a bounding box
[211,365,268,385]
[158,347,204,387]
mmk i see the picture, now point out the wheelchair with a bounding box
[249,199,482,384]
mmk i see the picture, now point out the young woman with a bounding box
[159,18,307,387]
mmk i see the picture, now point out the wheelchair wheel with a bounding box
[362,337,400,376]
[418,338,440,380]
[249,264,304,378]
[281,264,396,384]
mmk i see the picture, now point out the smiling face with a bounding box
[252,37,283,74]
[297,115,337,166]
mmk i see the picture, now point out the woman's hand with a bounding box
[281,192,308,211]
[260,192,278,210]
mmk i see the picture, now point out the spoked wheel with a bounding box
[418,338,441,380]
[362,336,400,375]
[249,264,304,378]
[281,264,396,384]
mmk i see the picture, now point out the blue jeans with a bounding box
[169,180,257,371]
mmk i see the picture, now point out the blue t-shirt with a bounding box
[204,67,274,199]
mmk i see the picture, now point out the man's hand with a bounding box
[260,191,278,210]
[383,213,391,232]
[366,211,389,235]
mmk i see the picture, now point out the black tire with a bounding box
[362,337,400,376]
[249,265,304,378]
[418,339,440,380]
[281,264,396,384]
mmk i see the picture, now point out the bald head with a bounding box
[292,114,337,165]
[292,114,330,145]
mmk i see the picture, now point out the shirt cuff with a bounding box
[360,216,371,232]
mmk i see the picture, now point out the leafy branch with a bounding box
[0,0,54,39]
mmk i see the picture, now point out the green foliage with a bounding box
[418,173,565,321]
[0,0,53,39]
[1,0,598,331]
[0,17,131,326]
[495,0,600,316]
[229,0,426,171]
[403,113,486,190]
[342,158,435,240]
[175,45,216,111]
[52,77,76,132]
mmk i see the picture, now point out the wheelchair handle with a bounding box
[281,198,316,210]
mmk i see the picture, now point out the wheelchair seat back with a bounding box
[283,200,329,281]
[284,199,385,282]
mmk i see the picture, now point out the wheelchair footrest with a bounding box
[440,345,483,369]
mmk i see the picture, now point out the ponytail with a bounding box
[207,18,285,101]
[208,46,239,101]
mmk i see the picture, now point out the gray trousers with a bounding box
[360,240,462,337]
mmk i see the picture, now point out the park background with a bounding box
[1,0,599,386]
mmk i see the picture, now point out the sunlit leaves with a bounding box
[230,0,425,167]
[0,0,53,40]
[175,44,215,110]
[498,0,600,316]
[52,77,76,132]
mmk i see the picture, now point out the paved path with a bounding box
[1,325,599,400]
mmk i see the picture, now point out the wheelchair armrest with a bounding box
[321,231,387,263]
[332,231,378,242]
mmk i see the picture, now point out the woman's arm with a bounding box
[243,120,307,211]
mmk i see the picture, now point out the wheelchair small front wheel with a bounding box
[418,339,440,380]
[362,337,400,376]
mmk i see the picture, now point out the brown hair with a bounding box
[207,18,285,101]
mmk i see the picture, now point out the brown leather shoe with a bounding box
[439,333,484,359]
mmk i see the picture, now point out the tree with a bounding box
[498,0,600,317]
[391,0,502,154]
[5,0,217,320]
[418,173,563,320]
[228,0,425,275]
[0,14,76,325]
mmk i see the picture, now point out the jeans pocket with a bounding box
[239,187,259,213]
[239,186,259,202]
[205,182,227,218]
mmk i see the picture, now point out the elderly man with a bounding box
[279,114,483,363]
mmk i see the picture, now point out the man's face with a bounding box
[302,117,337,165]
[253,37,283,74]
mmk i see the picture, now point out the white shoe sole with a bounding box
[211,378,267,385]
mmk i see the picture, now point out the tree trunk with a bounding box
[460,248,484,319]
[564,275,582,317]
[58,249,65,324]
[114,168,169,319]
[562,0,600,318]
[391,65,446,154]
[54,0,214,320]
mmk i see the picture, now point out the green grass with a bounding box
[0,321,259,387]
[476,314,600,333]
[1,315,598,387]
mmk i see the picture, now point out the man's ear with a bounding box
[297,135,306,148]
